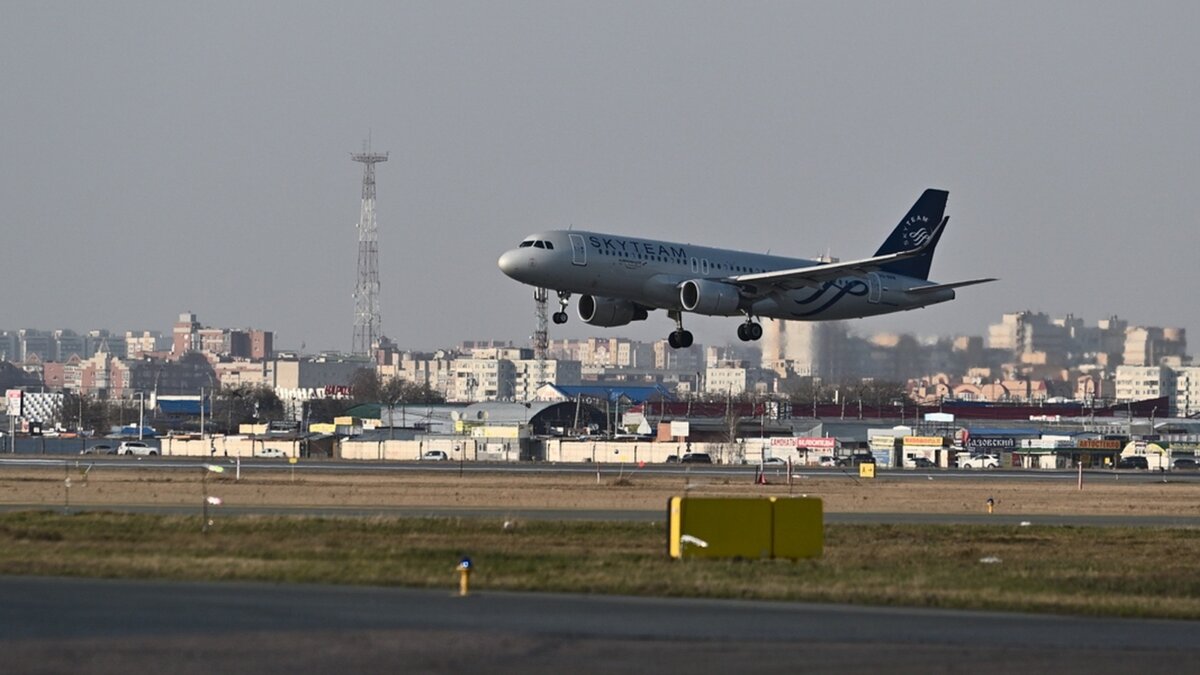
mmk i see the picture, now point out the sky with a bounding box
[3,1,1198,353]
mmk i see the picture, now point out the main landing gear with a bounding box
[667,310,694,349]
[552,291,571,324]
[736,319,763,342]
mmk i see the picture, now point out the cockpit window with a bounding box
[533,240,546,249]
[519,240,534,248]
[544,241,554,250]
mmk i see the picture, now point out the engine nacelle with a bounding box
[578,295,648,327]
[680,279,741,316]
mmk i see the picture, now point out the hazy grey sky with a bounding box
[3,1,1198,352]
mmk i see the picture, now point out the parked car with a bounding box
[761,457,788,466]
[911,457,935,468]
[959,454,999,469]
[664,455,680,463]
[422,450,449,461]
[117,441,157,456]
[836,454,876,468]
[255,447,287,459]
[81,443,116,455]
[1117,456,1149,470]
[680,452,713,464]
[1172,458,1198,471]
[817,455,837,467]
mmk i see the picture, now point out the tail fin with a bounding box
[874,189,948,280]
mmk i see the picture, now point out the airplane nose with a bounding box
[498,249,522,278]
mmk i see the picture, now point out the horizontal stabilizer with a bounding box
[906,278,997,295]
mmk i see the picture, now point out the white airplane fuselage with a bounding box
[497,189,991,346]
[498,230,955,322]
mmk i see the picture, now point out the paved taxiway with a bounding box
[6,456,1199,486]
[3,576,1196,674]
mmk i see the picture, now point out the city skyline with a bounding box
[3,3,1198,351]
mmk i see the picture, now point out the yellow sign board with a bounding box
[668,496,823,560]
[288,457,298,465]
[903,436,943,447]
[859,462,876,479]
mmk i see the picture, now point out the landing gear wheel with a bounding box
[737,321,763,341]
[666,311,693,348]
[669,330,694,349]
[552,311,568,324]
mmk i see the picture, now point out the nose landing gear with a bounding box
[551,291,571,324]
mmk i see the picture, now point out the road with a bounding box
[4,455,1197,485]
[1,576,1196,674]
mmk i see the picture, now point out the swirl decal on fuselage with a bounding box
[791,279,869,317]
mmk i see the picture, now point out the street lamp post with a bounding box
[137,392,145,441]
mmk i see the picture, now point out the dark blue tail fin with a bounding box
[873,189,948,280]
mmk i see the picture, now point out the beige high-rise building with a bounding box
[758,320,848,379]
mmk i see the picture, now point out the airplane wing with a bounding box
[727,216,948,292]
[905,278,997,294]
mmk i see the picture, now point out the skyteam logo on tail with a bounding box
[902,215,932,248]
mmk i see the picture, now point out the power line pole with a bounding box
[352,138,388,356]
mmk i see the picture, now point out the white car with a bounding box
[255,448,287,459]
[117,441,158,456]
[960,454,1000,469]
[422,450,449,461]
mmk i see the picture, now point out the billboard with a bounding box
[669,421,690,437]
[769,436,836,449]
[1079,439,1122,450]
[967,436,1018,451]
[5,390,21,417]
[902,436,944,447]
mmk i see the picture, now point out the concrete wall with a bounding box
[161,435,756,463]
[339,437,481,461]
[543,440,744,463]
[161,436,301,458]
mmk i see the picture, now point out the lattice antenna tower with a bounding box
[351,138,388,356]
[531,287,549,399]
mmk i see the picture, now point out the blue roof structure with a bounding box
[158,399,211,415]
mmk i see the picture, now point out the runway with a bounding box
[4,502,1200,528]
[1,576,1195,674]
[4,455,1197,486]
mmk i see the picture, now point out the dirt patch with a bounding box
[5,464,1200,516]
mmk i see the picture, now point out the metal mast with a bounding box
[531,287,549,399]
[351,139,388,356]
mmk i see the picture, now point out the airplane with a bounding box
[497,189,994,349]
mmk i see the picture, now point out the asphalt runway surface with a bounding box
[3,576,1197,674]
[6,455,1199,486]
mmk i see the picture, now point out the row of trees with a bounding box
[48,372,446,437]
[780,377,907,407]
[57,385,287,436]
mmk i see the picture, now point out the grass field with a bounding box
[3,511,1200,619]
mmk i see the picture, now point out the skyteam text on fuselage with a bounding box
[497,189,995,348]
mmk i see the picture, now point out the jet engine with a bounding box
[578,295,649,327]
[680,279,741,316]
